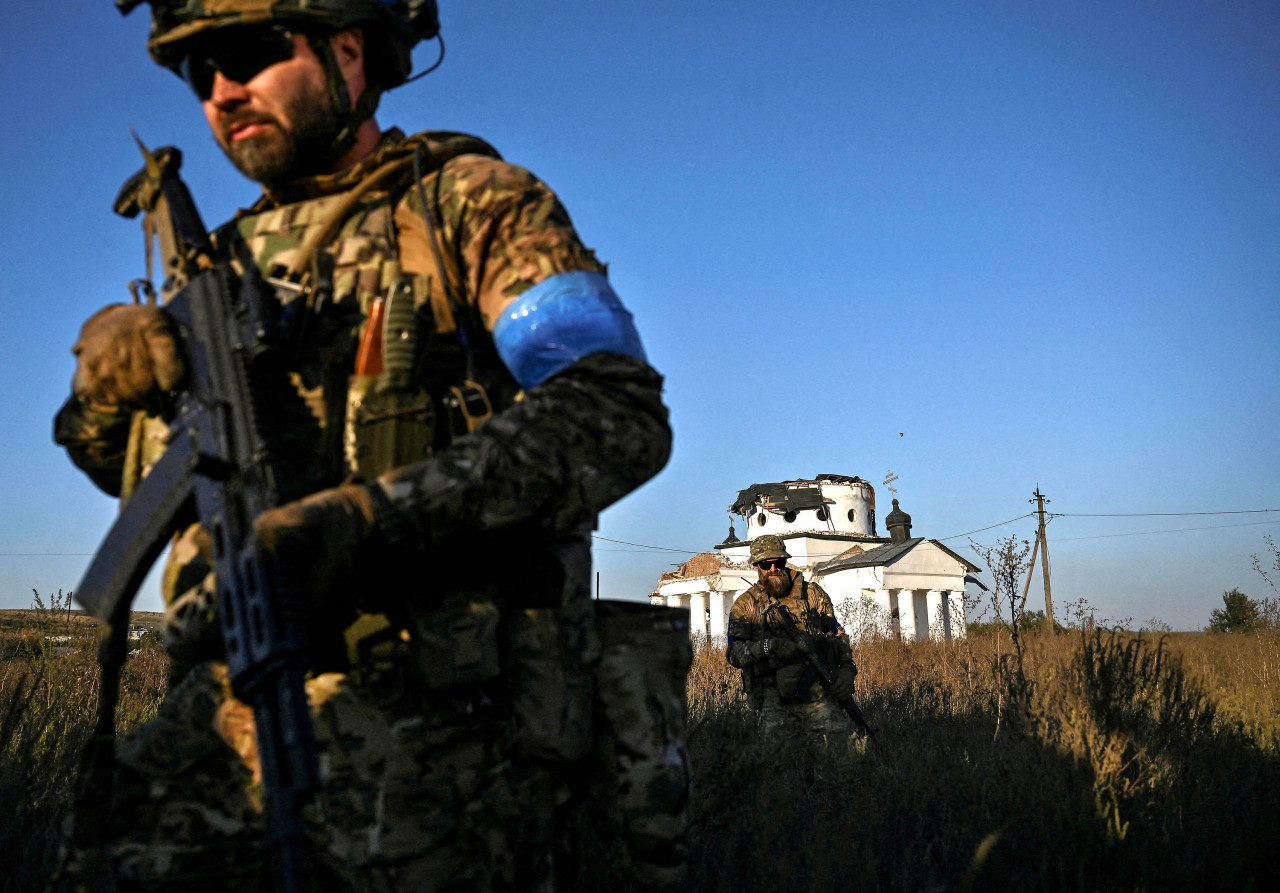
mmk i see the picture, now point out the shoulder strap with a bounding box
[281,154,419,283]
[408,142,478,380]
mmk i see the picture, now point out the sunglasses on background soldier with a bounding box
[179,24,300,99]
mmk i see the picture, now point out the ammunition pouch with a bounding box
[409,594,502,690]
[345,270,437,477]
[591,600,692,880]
[508,604,595,762]
[346,373,435,476]
[775,660,820,703]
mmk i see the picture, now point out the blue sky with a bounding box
[1,1,1276,629]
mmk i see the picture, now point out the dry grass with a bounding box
[685,628,1280,892]
[4,608,1279,892]
[0,612,167,893]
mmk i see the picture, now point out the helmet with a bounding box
[748,535,790,566]
[117,0,440,91]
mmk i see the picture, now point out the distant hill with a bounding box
[0,609,165,630]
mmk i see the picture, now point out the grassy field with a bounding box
[0,607,168,893]
[685,627,1280,892]
[3,605,1279,892]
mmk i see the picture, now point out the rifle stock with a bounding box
[74,138,318,892]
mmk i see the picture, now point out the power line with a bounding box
[937,513,1037,542]
[1053,518,1278,542]
[1051,509,1277,518]
[0,553,95,557]
[590,534,698,554]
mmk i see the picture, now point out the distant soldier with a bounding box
[727,535,858,736]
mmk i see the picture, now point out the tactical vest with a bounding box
[121,131,520,499]
[229,130,520,489]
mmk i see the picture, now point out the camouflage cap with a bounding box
[118,0,439,89]
[748,535,790,566]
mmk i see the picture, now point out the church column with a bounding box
[926,590,945,640]
[874,590,894,638]
[895,589,918,642]
[709,591,728,638]
[948,591,968,639]
[689,592,708,639]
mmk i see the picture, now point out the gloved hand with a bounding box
[253,483,380,607]
[72,304,185,410]
[761,636,800,662]
[828,659,857,702]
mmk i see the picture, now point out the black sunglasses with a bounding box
[179,25,299,100]
[755,559,787,570]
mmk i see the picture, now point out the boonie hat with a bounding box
[749,535,790,566]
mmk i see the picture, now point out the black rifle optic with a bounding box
[771,602,881,747]
[72,136,318,893]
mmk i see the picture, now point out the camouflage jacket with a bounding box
[55,127,671,613]
[726,574,851,675]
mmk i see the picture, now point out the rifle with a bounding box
[770,602,881,747]
[71,137,318,893]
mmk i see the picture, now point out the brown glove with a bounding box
[253,483,381,606]
[72,304,185,410]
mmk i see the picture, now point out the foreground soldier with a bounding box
[53,1,681,889]
[726,535,858,737]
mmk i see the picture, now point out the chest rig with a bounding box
[229,133,519,488]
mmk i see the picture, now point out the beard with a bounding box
[218,78,345,187]
[761,569,791,598]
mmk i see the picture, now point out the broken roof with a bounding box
[678,552,729,578]
[731,480,825,516]
[730,474,873,517]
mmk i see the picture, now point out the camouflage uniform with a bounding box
[727,572,855,738]
[54,128,682,890]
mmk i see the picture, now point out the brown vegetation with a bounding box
[2,605,1279,892]
[685,628,1280,892]
[0,608,167,893]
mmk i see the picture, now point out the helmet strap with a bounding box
[306,32,382,160]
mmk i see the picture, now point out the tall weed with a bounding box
[686,629,1280,892]
[0,612,166,893]
[5,613,1279,892]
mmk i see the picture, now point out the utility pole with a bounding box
[1030,487,1056,634]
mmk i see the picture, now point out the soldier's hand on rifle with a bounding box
[828,659,857,701]
[254,483,381,605]
[71,304,185,411]
[758,636,799,662]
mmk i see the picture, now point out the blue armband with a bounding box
[492,271,647,389]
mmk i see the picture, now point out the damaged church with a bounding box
[650,474,982,642]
